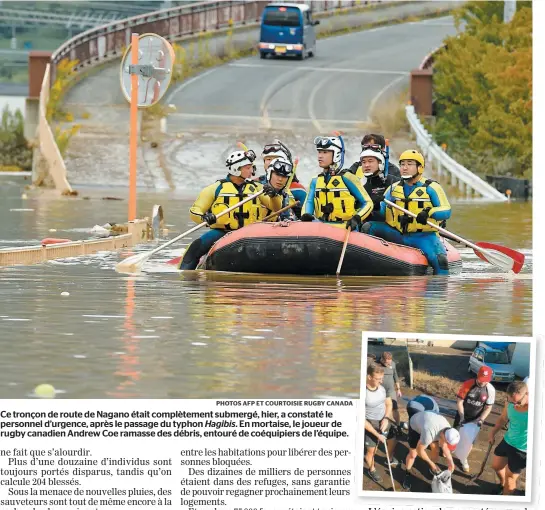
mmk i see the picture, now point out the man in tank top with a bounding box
[488,381,528,495]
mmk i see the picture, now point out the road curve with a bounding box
[160,16,458,189]
[165,17,458,135]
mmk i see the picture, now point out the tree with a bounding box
[431,1,532,178]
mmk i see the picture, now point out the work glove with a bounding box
[346,214,362,231]
[262,183,278,197]
[321,203,334,215]
[399,214,412,230]
[202,212,216,226]
[416,207,431,225]
[301,213,315,222]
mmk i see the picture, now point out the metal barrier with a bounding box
[49,0,369,83]
[38,64,73,194]
[405,104,507,201]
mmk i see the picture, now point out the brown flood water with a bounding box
[0,180,532,399]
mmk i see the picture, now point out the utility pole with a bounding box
[504,0,516,23]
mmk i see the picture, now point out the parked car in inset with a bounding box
[468,345,515,383]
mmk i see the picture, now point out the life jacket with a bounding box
[313,172,357,222]
[356,171,397,209]
[385,179,445,234]
[210,180,266,230]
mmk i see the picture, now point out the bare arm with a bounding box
[456,398,465,421]
[478,404,493,424]
[365,420,385,443]
[441,443,455,472]
[416,442,437,472]
[488,402,508,443]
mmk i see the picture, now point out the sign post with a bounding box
[120,33,175,222]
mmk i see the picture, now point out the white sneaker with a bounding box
[461,460,470,473]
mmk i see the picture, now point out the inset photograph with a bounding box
[357,333,534,500]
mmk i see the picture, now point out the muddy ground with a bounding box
[363,343,526,496]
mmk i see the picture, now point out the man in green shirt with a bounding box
[488,380,528,496]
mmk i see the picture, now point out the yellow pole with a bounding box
[128,33,139,222]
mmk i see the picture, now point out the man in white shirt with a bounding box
[402,410,460,490]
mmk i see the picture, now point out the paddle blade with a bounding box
[474,242,525,274]
[166,249,186,267]
[115,252,150,274]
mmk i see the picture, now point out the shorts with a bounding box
[494,438,527,474]
[364,418,394,448]
[408,425,421,450]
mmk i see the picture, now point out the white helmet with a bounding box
[314,135,345,172]
[359,148,385,177]
[225,149,256,177]
[267,156,294,181]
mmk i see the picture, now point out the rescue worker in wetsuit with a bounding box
[356,147,398,221]
[361,150,451,275]
[260,141,306,218]
[258,157,298,221]
[179,149,283,270]
[301,135,373,231]
[454,366,496,473]
[348,133,400,178]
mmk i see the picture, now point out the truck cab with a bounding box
[259,3,319,60]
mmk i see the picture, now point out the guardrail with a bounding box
[405,104,507,201]
[38,64,73,194]
[49,0,372,83]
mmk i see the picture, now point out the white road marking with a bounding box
[169,112,367,125]
[228,63,409,76]
[367,74,408,123]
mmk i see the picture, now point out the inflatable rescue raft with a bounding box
[200,222,462,276]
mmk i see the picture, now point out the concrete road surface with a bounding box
[165,16,458,134]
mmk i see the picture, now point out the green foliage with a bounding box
[0,106,32,171]
[432,1,532,178]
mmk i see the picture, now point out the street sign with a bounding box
[119,33,175,108]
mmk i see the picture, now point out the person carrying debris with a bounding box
[488,380,528,496]
[403,410,460,490]
[453,366,496,473]
[364,363,399,483]
[378,352,403,435]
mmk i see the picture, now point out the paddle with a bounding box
[115,190,264,274]
[262,201,300,221]
[336,226,351,276]
[383,199,525,273]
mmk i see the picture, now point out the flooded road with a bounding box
[0,178,532,398]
